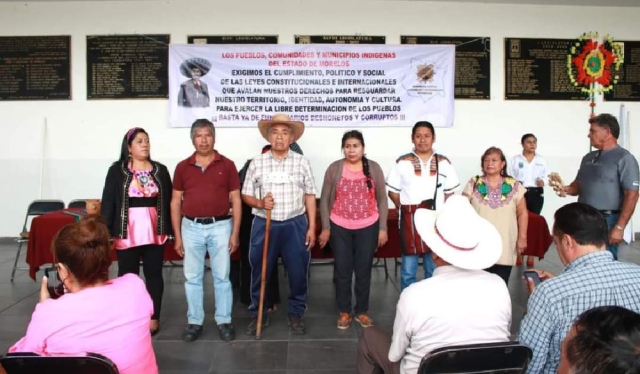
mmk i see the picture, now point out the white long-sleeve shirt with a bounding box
[389,266,512,374]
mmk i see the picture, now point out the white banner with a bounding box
[619,104,633,242]
[168,44,455,128]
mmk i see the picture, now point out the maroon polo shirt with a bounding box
[173,151,240,217]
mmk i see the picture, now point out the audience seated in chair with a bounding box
[357,196,512,374]
[8,216,158,374]
[519,203,640,374]
[557,306,640,374]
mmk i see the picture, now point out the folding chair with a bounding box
[418,341,532,374]
[11,199,65,281]
[68,199,88,209]
[1,352,119,373]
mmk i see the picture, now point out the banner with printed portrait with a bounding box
[169,44,455,128]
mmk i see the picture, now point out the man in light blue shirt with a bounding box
[519,202,640,374]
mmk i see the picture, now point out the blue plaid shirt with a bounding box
[519,251,640,374]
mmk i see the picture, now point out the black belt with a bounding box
[184,215,231,224]
[129,197,157,208]
[599,210,620,216]
[525,187,543,192]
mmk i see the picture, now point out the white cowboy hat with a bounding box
[414,195,502,270]
[258,113,305,142]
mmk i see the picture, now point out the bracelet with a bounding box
[615,225,624,231]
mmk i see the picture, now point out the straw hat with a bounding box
[258,114,305,142]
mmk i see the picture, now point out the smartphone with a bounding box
[523,270,542,286]
[44,267,64,299]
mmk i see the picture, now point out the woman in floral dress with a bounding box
[462,147,528,284]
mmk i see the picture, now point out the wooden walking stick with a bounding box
[256,209,272,340]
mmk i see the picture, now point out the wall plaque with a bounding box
[505,37,583,100]
[0,36,71,100]
[188,35,279,44]
[294,35,386,44]
[87,34,169,99]
[402,35,490,99]
[604,40,640,101]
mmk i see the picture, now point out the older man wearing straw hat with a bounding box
[357,195,512,374]
[241,113,318,336]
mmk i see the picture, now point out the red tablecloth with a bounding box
[26,209,182,280]
[524,212,553,259]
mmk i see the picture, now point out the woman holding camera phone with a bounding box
[10,217,158,374]
[462,147,528,285]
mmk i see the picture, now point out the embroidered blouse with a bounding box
[114,168,168,250]
[330,164,379,230]
[463,176,525,266]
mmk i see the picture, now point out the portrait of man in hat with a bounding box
[177,57,211,108]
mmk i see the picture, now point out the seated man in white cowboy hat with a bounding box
[357,195,512,374]
[241,113,318,336]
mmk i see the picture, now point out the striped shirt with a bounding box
[518,251,640,374]
[242,150,317,221]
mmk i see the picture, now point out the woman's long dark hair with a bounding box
[481,146,510,177]
[341,130,372,191]
[119,127,150,163]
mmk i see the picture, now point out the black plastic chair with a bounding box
[11,199,65,281]
[68,199,87,209]
[1,352,119,373]
[418,341,533,374]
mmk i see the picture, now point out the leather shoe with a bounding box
[245,316,269,336]
[218,323,236,341]
[182,324,203,342]
[289,315,306,335]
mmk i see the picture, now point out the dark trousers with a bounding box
[239,206,280,307]
[357,326,400,374]
[331,221,379,314]
[524,187,544,214]
[485,264,513,285]
[116,244,165,320]
[248,214,310,317]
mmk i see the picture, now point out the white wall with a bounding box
[0,0,639,237]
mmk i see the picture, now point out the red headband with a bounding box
[434,224,478,251]
[126,127,142,143]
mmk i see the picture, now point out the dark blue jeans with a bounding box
[248,214,310,317]
[604,212,620,260]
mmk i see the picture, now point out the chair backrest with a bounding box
[22,200,66,231]
[68,199,87,209]
[26,200,65,216]
[418,341,533,374]
[1,352,119,373]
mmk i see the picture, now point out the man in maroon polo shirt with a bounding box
[170,118,241,342]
